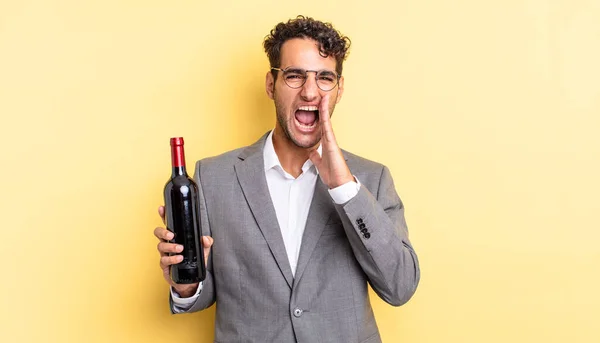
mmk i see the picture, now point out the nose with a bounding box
[300,71,319,101]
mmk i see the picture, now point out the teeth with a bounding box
[298,106,318,111]
[297,121,316,128]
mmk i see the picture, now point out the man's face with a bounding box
[266,38,344,149]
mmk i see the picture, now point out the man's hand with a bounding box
[154,205,213,298]
[309,94,354,189]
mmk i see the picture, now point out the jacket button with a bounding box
[359,223,366,229]
[356,218,363,224]
[293,308,303,317]
[363,232,371,239]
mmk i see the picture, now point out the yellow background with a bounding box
[1,1,599,342]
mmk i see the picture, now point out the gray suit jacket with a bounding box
[170,132,420,343]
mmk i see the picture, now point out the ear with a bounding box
[334,76,344,104]
[265,71,275,100]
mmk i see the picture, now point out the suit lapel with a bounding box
[234,134,294,289]
[292,178,335,287]
[293,152,350,285]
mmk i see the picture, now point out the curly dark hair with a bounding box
[263,15,351,77]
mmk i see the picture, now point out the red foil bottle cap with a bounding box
[170,137,186,167]
[170,137,184,146]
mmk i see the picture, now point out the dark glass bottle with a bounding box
[163,137,206,284]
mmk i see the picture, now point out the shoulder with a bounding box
[193,132,268,179]
[342,149,386,174]
[342,149,395,190]
[193,146,245,178]
[200,146,246,165]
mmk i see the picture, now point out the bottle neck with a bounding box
[172,166,187,177]
[171,144,188,177]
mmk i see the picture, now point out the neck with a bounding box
[272,128,317,178]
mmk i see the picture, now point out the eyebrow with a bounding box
[284,67,305,73]
[284,67,336,74]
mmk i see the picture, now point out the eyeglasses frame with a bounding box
[270,67,341,92]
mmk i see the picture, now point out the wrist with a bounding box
[329,174,355,189]
[174,283,199,298]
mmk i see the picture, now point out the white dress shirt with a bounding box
[171,130,360,311]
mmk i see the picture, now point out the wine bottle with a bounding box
[163,137,206,284]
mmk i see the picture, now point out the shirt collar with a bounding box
[263,129,322,174]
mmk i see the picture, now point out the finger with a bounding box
[202,236,213,268]
[157,242,184,254]
[319,94,336,144]
[162,266,176,287]
[162,267,170,279]
[161,254,183,266]
[158,205,166,224]
[319,94,330,127]
[154,227,175,241]
[308,150,322,169]
[202,236,214,248]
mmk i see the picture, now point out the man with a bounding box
[154,16,420,343]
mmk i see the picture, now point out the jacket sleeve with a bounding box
[169,160,216,314]
[334,165,420,306]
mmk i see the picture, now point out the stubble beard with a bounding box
[274,93,321,150]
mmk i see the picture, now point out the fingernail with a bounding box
[176,245,183,252]
[177,255,184,262]
[167,233,174,240]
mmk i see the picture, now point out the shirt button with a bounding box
[293,308,303,317]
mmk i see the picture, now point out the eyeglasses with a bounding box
[271,67,340,91]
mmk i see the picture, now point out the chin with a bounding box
[290,133,320,149]
[290,118,321,145]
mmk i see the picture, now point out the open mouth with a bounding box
[294,105,319,129]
